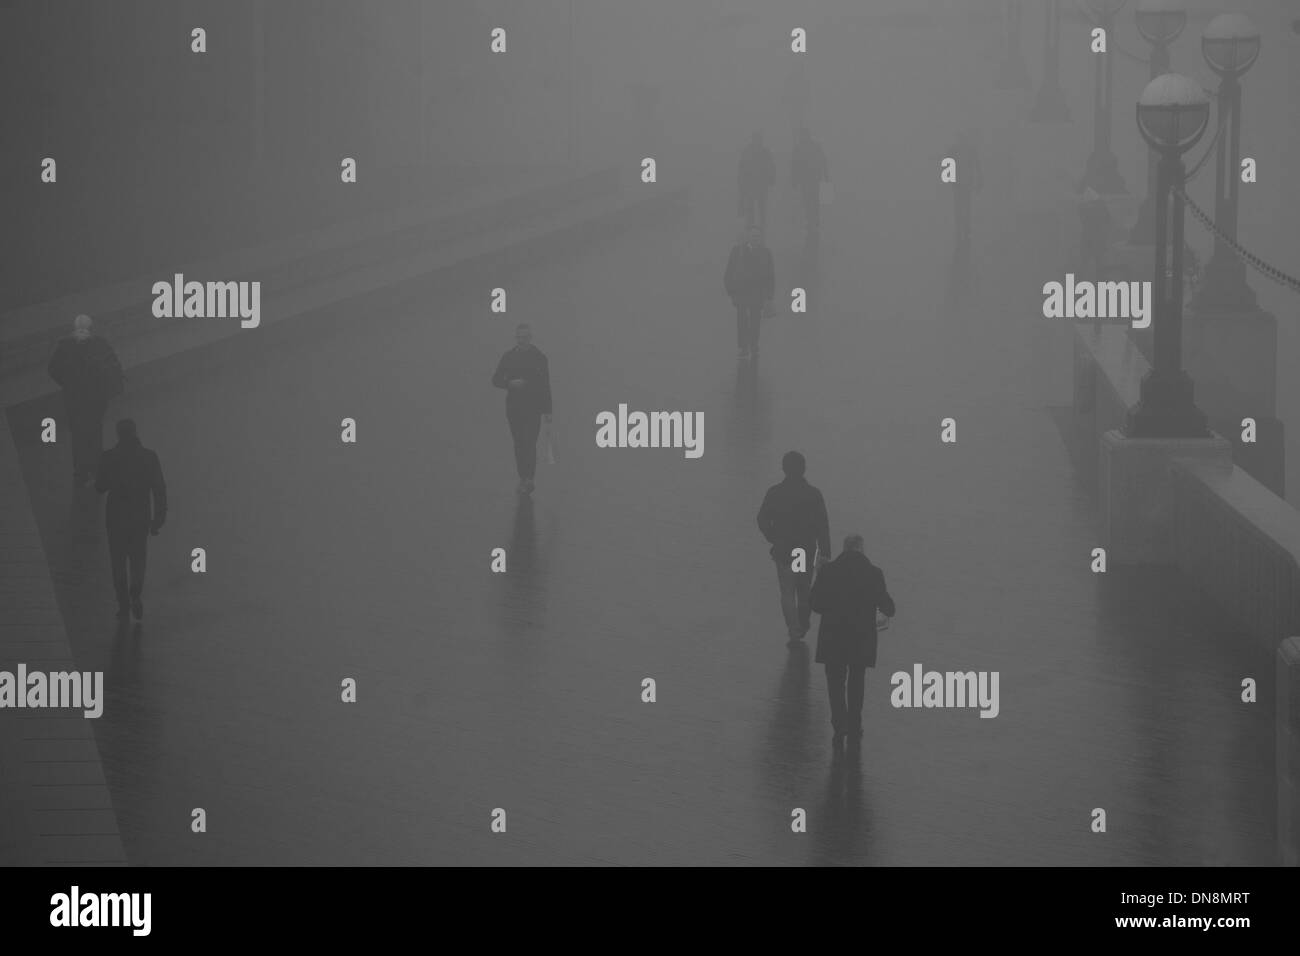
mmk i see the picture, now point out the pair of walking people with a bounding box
[48,315,167,621]
[757,452,896,746]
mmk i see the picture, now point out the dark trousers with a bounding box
[507,408,542,480]
[108,526,148,611]
[739,190,768,231]
[825,661,867,735]
[773,558,812,637]
[66,398,105,480]
[736,302,762,353]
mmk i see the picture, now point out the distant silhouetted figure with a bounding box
[738,132,775,232]
[810,534,895,748]
[95,419,167,622]
[724,225,775,360]
[47,314,123,487]
[791,127,829,243]
[491,323,552,496]
[757,451,831,643]
[950,130,982,252]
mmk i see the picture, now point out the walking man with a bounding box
[724,224,775,360]
[756,451,831,644]
[491,322,552,495]
[47,314,124,487]
[95,419,167,622]
[737,132,775,233]
[810,534,896,749]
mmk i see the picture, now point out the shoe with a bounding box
[131,599,143,621]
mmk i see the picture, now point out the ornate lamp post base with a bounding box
[1124,369,1210,438]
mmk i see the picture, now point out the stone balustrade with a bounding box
[1074,322,1300,863]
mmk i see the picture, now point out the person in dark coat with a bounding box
[724,224,775,360]
[95,419,167,621]
[810,533,896,747]
[737,132,775,232]
[491,323,552,495]
[47,314,124,486]
[757,451,831,643]
[791,127,829,243]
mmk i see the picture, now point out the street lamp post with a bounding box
[1190,13,1261,313]
[1129,0,1186,243]
[995,0,1031,91]
[1124,74,1211,438]
[1031,0,1070,121]
[1082,0,1129,194]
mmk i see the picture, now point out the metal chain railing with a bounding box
[1174,184,1300,294]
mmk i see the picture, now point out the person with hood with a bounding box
[756,451,831,643]
[737,131,776,232]
[95,419,167,622]
[810,533,896,748]
[47,314,124,486]
[491,322,552,495]
[725,224,776,360]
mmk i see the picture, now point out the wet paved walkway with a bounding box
[0,424,125,866]
[6,4,1285,866]
[9,152,1275,864]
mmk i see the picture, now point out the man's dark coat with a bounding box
[96,439,167,533]
[491,346,552,417]
[48,335,123,407]
[810,550,896,668]
[724,242,776,308]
